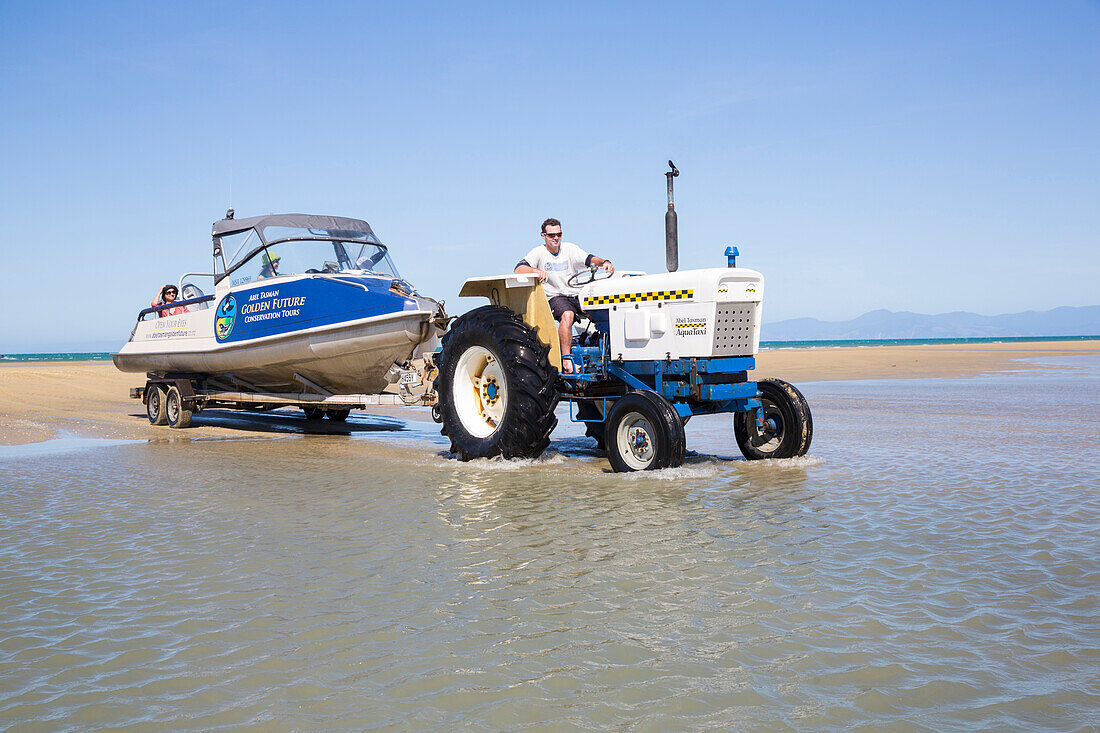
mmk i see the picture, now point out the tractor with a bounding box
[433,162,813,472]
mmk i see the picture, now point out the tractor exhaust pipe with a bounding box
[665,160,679,272]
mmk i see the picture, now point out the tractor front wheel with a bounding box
[605,391,685,472]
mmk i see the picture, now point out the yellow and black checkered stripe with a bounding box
[583,289,693,308]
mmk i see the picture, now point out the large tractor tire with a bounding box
[734,378,813,460]
[604,390,686,472]
[437,305,560,461]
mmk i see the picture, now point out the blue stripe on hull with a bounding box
[215,276,409,344]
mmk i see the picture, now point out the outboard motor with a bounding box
[665,160,679,272]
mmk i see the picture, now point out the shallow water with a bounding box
[1,362,1098,729]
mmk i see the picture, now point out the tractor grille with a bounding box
[713,303,757,355]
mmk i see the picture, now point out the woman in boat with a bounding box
[152,284,186,317]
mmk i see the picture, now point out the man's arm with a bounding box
[514,259,549,283]
[584,254,615,275]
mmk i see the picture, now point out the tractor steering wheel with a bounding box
[567,265,613,288]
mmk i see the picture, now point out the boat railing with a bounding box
[320,274,371,292]
[137,294,216,321]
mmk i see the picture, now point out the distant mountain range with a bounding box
[763,305,1100,341]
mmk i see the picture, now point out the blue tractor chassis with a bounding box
[561,347,761,423]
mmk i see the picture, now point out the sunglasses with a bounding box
[542,232,562,238]
[165,290,178,296]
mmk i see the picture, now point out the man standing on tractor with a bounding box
[514,218,614,373]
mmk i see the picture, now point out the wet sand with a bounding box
[1,340,1096,445]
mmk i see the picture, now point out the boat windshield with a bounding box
[228,239,400,287]
[262,225,381,244]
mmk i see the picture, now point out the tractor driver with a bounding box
[514,218,614,373]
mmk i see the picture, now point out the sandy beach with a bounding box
[1,340,1096,446]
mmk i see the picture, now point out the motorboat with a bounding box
[114,212,444,395]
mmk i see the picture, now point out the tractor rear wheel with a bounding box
[605,390,685,472]
[734,378,813,460]
[437,305,559,460]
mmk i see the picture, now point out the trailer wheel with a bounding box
[326,409,351,422]
[734,378,813,460]
[303,407,325,420]
[146,383,169,425]
[605,391,685,472]
[165,386,193,428]
[437,305,559,460]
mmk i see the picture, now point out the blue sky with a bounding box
[1,1,1097,351]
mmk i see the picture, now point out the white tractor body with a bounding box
[579,267,764,362]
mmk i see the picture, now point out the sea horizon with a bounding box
[3,334,1099,363]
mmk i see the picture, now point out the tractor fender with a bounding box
[458,275,562,369]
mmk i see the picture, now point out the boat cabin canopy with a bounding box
[211,213,394,285]
[212,213,377,240]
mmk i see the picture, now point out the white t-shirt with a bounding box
[518,242,592,298]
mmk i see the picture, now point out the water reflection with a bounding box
[166,407,408,435]
[0,434,143,459]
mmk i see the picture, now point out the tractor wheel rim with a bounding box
[753,401,784,453]
[616,412,656,470]
[454,345,507,438]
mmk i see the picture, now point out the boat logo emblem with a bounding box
[215,294,237,341]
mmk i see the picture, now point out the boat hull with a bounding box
[114,275,439,394]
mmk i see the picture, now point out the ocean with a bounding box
[1,352,115,362]
[3,335,1098,362]
[1,355,1097,728]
